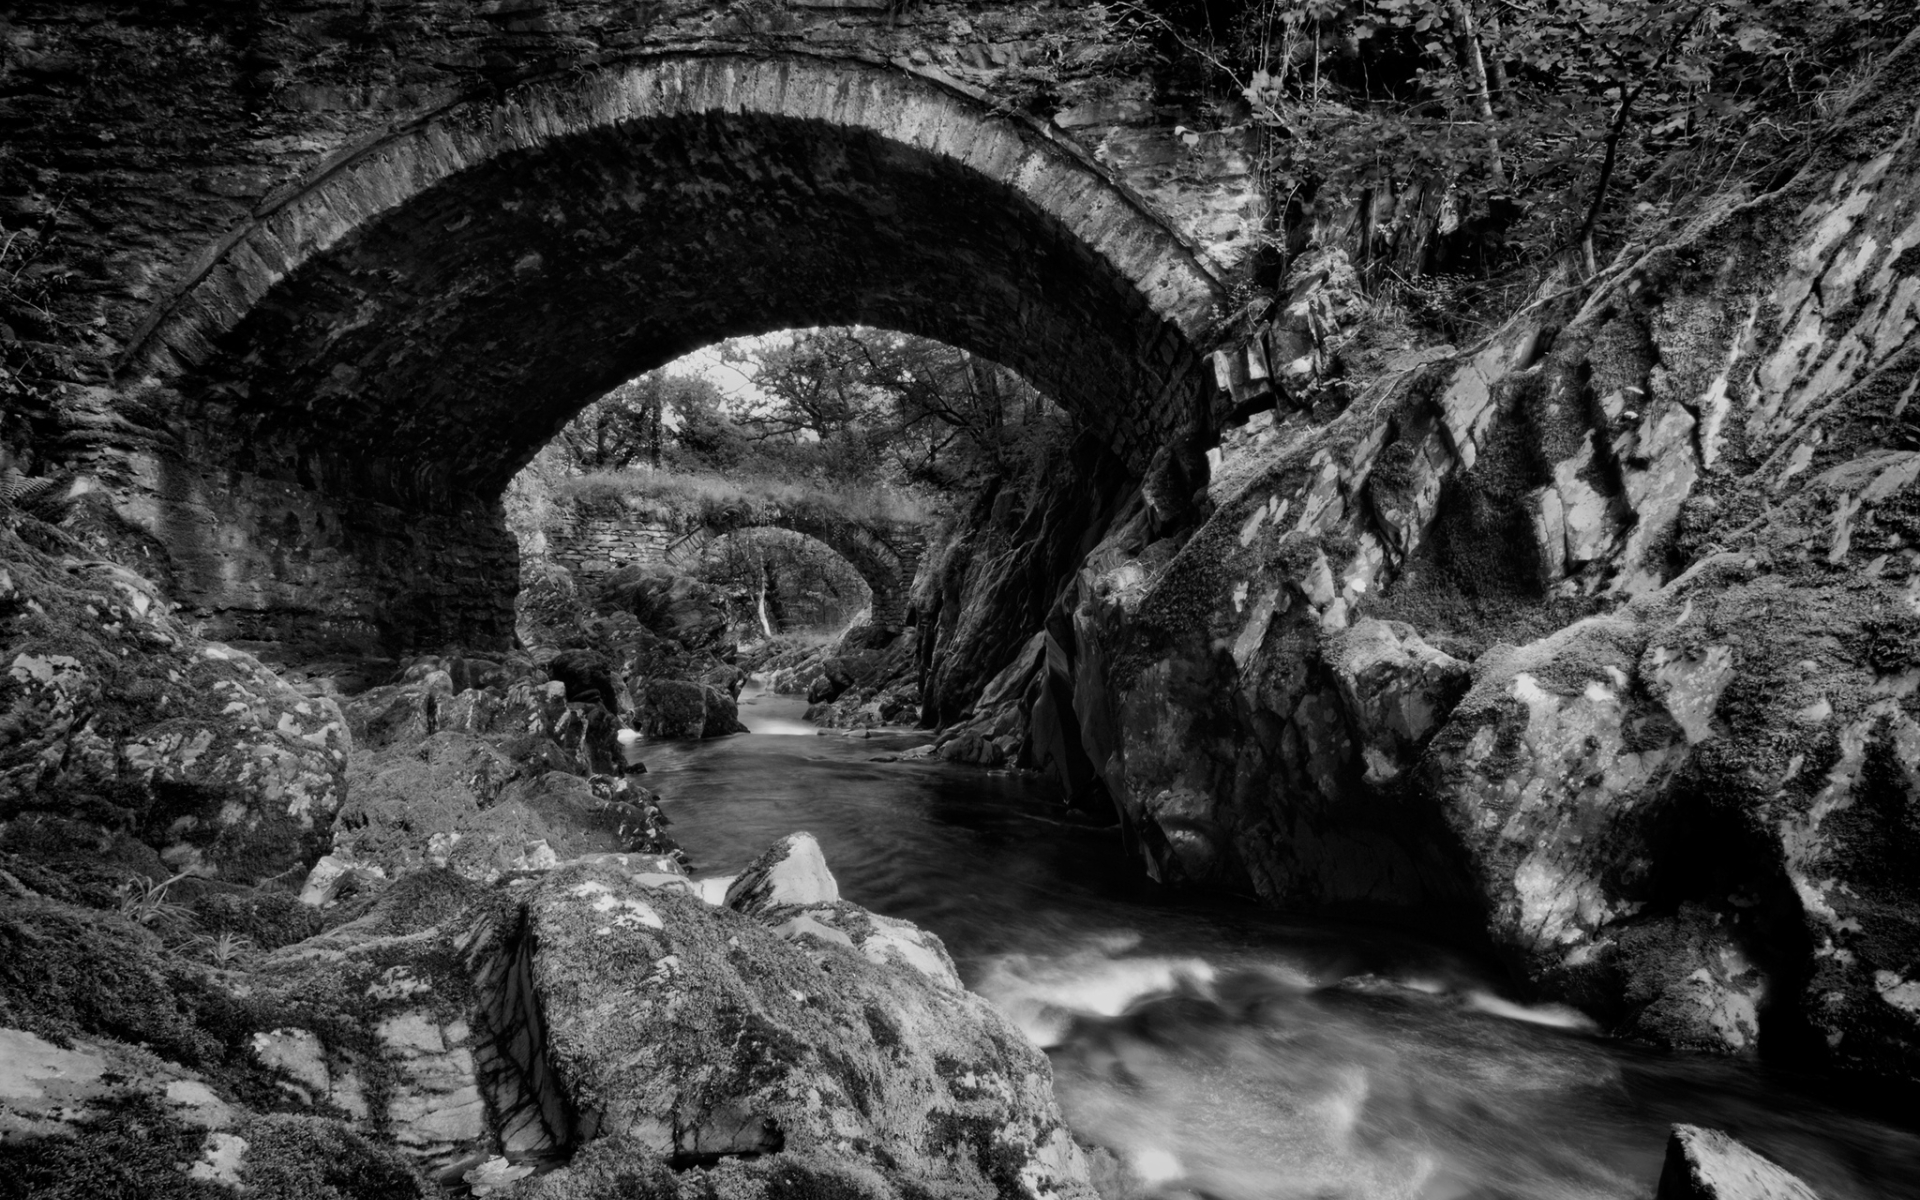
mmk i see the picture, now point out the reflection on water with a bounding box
[643,694,1920,1200]
[735,683,819,736]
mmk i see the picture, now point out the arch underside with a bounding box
[184,109,1201,509]
[134,56,1222,654]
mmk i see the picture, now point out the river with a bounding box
[633,688,1920,1200]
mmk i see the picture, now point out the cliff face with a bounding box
[990,33,1920,1078]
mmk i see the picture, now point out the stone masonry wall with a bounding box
[547,506,678,580]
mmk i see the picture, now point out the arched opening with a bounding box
[118,55,1223,661]
[694,528,874,639]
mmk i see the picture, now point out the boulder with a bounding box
[723,832,840,914]
[598,569,731,653]
[1655,1125,1820,1200]
[806,658,855,704]
[546,649,620,712]
[637,679,743,740]
[700,681,749,736]
[515,858,1095,1198]
[342,671,452,750]
[638,679,709,739]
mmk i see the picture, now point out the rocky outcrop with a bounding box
[1,523,349,885]
[954,34,1920,1079]
[749,626,925,731]
[597,570,732,656]
[917,425,1138,738]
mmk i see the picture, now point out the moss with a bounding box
[1856,612,1920,674]
[923,1110,1026,1196]
[0,897,219,1064]
[234,1114,426,1200]
[188,887,322,951]
[861,1004,901,1053]
[0,1094,227,1200]
[0,818,167,904]
[1368,438,1421,493]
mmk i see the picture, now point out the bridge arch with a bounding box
[125,53,1225,656]
[663,509,924,633]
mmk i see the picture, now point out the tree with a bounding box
[1127,0,1914,287]
[557,373,728,471]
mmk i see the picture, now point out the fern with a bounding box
[0,466,78,524]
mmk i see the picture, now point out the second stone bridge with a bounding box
[549,492,926,631]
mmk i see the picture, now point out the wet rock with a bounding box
[700,680,749,737]
[806,659,855,704]
[1655,1125,1820,1200]
[724,832,840,915]
[1419,604,1752,1048]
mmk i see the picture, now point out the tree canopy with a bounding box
[544,327,1064,506]
[1130,0,1912,291]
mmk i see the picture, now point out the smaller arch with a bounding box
[666,505,923,632]
[546,493,924,633]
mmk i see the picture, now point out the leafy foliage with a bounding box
[537,328,1063,513]
[557,373,728,472]
[1126,0,1915,287]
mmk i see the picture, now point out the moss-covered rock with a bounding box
[0,524,349,884]
[638,679,744,740]
[518,857,1094,1199]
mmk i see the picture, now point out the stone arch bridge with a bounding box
[9,6,1251,658]
[551,495,926,631]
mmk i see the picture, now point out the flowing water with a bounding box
[636,687,1920,1200]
